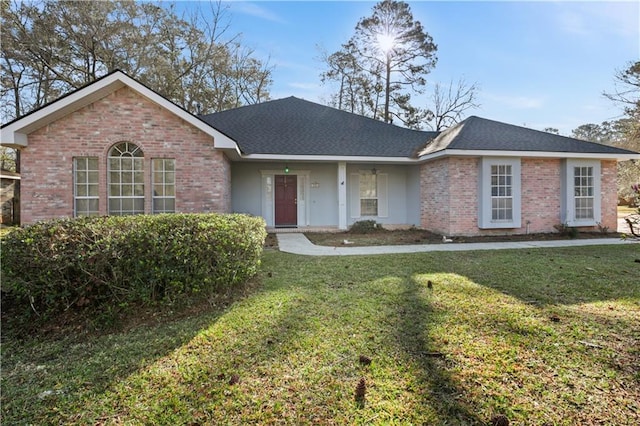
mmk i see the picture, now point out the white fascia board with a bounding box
[1,71,242,153]
[418,149,640,162]
[122,76,231,143]
[238,153,421,163]
[2,74,127,147]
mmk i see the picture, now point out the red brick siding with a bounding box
[420,157,478,236]
[420,156,618,236]
[448,158,479,235]
[21,87,231,224]
[600,160,618,232]
[521,158,561,233]
[420,158,450,235]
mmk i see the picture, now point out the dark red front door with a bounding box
[275,175,297,227]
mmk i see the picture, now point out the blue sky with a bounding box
[195,1,639,134]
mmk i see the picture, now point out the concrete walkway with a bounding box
[276,233,639,256]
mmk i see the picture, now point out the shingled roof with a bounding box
[200,96,437,157]
[419,116,637,156]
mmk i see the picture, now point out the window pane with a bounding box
[109,198,121,213]
[361,199,378,216]
[74,157,99,218]
[359,174,376,197]
[122,198,133,212]
[573,166,594,221]
[490,162,513,222]
[109,184,120,197]
[88,199,99,213]
[152,159,176,214]
[109,142,145,215]
[88,184,99,197]
[76,184,86,197]
[76,199,87,212]
[153,198,164,212]
[134,198,144,213]
[88,158,98,170]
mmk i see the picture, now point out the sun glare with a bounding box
[376,32,396,53]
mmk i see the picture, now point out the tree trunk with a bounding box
[384,55,391,123]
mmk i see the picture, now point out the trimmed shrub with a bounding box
[1,213,266,324]
[349,220,382,234]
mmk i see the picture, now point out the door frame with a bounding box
[260,169,310,228]
[274,174,298,227]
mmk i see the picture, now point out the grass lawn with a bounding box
[2,245,640,424]
[619,206,638,216]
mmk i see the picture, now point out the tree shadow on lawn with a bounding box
[65,268,347,423]
[432,246,640,307]
[394,275,484,424]
[74,252,490,424]
[0,279,265,424]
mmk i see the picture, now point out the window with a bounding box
[360,172,378,216]
[491,165,513,221]
[563,159,601,226]
[479,158,521,229]
[350,171,388,219]
[108,142,144,215]
[574,166,594,220]
[74,157,99,217]
[152,159,176,213]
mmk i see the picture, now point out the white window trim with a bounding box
[350,171,388,219]
[478,157,521,229]
[562,159,601,227]
[152,158,176,214]
[73,157,99,217]
[108,142,145,215]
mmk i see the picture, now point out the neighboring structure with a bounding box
[0,170,20,225]
[1,70,638,235]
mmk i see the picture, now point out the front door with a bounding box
[275,175,297,227]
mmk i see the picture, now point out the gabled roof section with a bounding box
[418,116,639,158]
[200,96,437,158]
[1,70,237,150]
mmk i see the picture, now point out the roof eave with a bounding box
[237,153,422,163]
[418,149,640,162]
[1,71,241,152]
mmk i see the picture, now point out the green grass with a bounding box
[2,245,640,424]
[619,205,638,215]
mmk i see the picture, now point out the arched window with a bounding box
[108,142,144,215]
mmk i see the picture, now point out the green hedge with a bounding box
[1,213,266,323]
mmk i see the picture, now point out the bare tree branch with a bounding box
[426,78,480,131]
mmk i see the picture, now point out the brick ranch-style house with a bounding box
[1,70,639,236]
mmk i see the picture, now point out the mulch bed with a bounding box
[304,229,625,247]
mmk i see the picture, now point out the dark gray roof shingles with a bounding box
[420,116,637,155]
[201,97,638,158]
[201,96,437,157]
